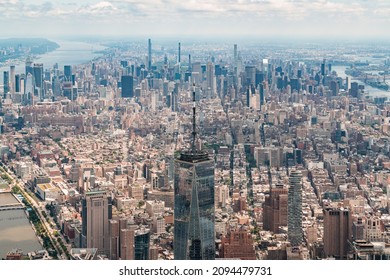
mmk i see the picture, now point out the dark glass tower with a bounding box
[64,65,72,81]
[148,38,152,70]
[134,230,150,260]
[174,87,215,260]
[121,75,134,98]
[3,71,9,94]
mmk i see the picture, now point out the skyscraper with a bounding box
[25,73,34,104]
[10,65,15,94]
[206,62,215,98]
[82,190,112,255]
[109,220,120,260]
[121,75,133,98]
[321,59,326,76]
[120,228,135,260]
[134,229,150,260]
[33,63,44,100]
[64,65,72,81]
[25,57,33,76]
[263,184,288,233]
[3,71,9,94]
[178,42,181,63]
[174,87,215,260]
[15,74,20,93]
[323,207,351,259]
[234,44,237,63]
[288,169,303,247]
[148,38,152,70]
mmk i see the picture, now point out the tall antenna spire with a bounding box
[191,83,196,153]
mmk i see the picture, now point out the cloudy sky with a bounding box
[0,0,389,40]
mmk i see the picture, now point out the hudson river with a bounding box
[0,40,106,84]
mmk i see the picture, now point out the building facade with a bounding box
[82,190,112,255]
[288,170,303,247]
[174,151,215,260]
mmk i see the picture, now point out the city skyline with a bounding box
[0,0,390,40]
[1,0,390,261]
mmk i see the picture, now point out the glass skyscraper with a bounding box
[174,151,215,260]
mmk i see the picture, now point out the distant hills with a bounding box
[0,38,59,63]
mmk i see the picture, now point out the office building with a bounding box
[82,190,112,255]
[33,63,44,100]
[64,65,72,81]
[174,89,215,260]
[206,62,215,98]
[323,207,351,259]
[15,74,20,93]
[134,229,150,260]
[178,42,181,63]
[3,71,9,94]
[10,65,15,93]
[263,185,288,233]
[25,58,33,76]
[109,220,120,260]
[121,75,133,98]
[120,228,135,260]
[350,82,359,98]
[148,39,152,70]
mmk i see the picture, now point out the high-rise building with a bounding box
[234,44,237,64]
[3,71,9,94]
[259,83,265,106]
[10,65,15,94]
[33,63,43,88]
[64,65,72,81]
[330,80,339,96]
[25,73,34,104]
[174,88,215,260]
[321,59,326,76]
[350,82,359,98]
[288,170,303,247]
[206,62,215,98]
[178,42,181,63]
[82,190,112,255]
[134,229,150,260]
[121,75,133,98]
[263,185,288,233]
[25,57,33,76]
[33,63,44,100]
[323,207,351,259]
[245,66,256,87]
[120,228,135,260]
[15,74,20,93]
[109,220,120,260]
[220,227,256,260]
[148,39,152,70]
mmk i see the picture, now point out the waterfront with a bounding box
[333,65,390,98]
[0,193,42,258]
[0,40,106,84]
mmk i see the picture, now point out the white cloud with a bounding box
[0,0,388,38]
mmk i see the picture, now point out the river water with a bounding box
[0,40,105,84]
[0,192,42,258]
[332,65,389,98]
